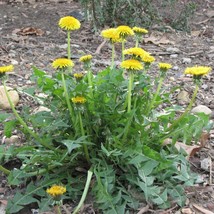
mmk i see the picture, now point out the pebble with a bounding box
[4,135,21,144]
[166,47,180,53]
[177,90,190,104]
[170,54,178,59]
[200,158,210,171]
[191,105,212,115]
[182,57,192,64]
[172,65,179,71]
[0,86,19,110]
[11,59,19,65]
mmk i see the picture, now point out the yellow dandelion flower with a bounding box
[0,65,14,73]
[159,63,172,71]
[184,66,211,76]
[74,73,84,79]
[133,27,148,34]
[52,58,74,69]
[101,28,122,43]
[121,59,143,71]
[59,16,81,31]
[72,96,87,104]
[123,47,148,58]
[79,54,92,62]
[116,25,134,39]
[46,185,66,198]
[141,54,155,63]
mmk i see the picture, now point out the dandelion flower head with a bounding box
[141,53,155,63]
[101,28,122,43]
[133,27,148,35]
[46,185,66,198]
[72,96,87,104]
[116,25,134,39]
[184,66,211,76]
[123,47,148,59]
[52,58,74,69]
[79,55,92,63]
[74,73,84,79]
[159,63,172,71]
[0,65,14,73]
[59,16,81,31]
[121,59,143,71]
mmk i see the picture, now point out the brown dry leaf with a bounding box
[16,27,44,36]
[199,131,210,147]
[144,33,174,45]
[137,205,149,214]
[0,199,7,206]
[192,203,214,214]
[175,142,201,159]
[191,30,202,37]
[181,207,193,214]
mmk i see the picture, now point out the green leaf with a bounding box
[8,169,27,185]
[4,119,17,138]
[0,113,13,122]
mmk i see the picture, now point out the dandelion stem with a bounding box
[67,31,72,72]
[78,111,90,163]
[147,76,164,114]
[54,205,62,214]
[167,83,199,131]
[72,170,93,214]
[3,80,54,150]
[61,72,74,122]
[127,72,134,113]
[87,69,93,99]
[121,40,125,61]
[111,43,115,69]
[0,165,10,175]
[135,39,139,48]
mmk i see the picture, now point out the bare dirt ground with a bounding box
[0,0,214,213]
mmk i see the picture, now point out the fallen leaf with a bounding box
[206,10,214,18]
[175,142,201,159]
[16,27,44,36]
[191,30,202,37]
[192,203,214,214]
[144,33,174,45]
[181,207,193,214]
[0,200,7,206]
[199,131,210,147]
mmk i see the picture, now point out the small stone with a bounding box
[33,106,51,114]
[0,86,19,110]
[11,59,19,65]
[191,105,212,115]
[182,57,192,64]
[200,158,210,171]
[169,77,175,81]
[172,65,179,71]
[4,135,21,144]
[166,47,180,53]
[170,54,178,58]
[58,44,68,49]
[177,90,190,104]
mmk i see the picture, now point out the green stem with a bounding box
[56,205,62,214]
[67,31,72,73]
[87,70,93,99]
[72,170,93,214]
[146,76,164,114]
[121,40,125,61]
[78,111,90,163]
[111,43,115,69]
[61,72,74,123]
[3,81,54,150]
[0,165,10,175]
[167,84,199,132]
[127,72,134,113]
[135,39,139,48]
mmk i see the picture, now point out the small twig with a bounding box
[209,155,212,185]
[95,40,107,55]
[137,205,149,214]
[187,50,204,56]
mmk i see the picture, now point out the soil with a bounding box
[0,0,214,213]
